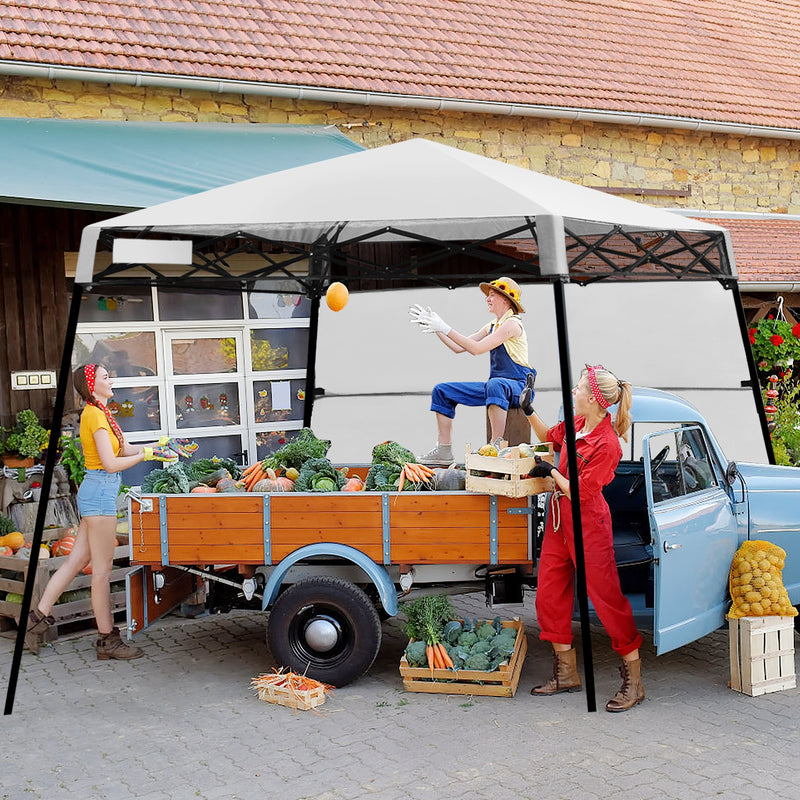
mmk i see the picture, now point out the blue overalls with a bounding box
[430,325,536,418]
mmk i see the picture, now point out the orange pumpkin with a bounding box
[0,531,26,552]
[191,484,217,493]
[53,535,76,557]
[325,281,349,312]
[342,476,364,492]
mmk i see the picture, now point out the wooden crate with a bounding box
[465,443,555,498]
[729,616,797,696]
[252,680,327,711]
[0,530,131,647]
[399,618,527,697]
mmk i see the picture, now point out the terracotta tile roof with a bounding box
[3,1,800,129]
[692,217,800,283]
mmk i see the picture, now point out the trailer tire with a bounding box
[267,576,382,687]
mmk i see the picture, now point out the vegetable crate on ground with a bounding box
[465,444,555,499]
[729,616,796,696]
[0,528,131,647]
[399,619,527,697]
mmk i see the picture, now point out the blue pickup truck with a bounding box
[600,387,800,653]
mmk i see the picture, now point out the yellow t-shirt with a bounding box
[481,309,531,368]
[80,405,121,470]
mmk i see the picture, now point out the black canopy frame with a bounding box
[5,203,769,717]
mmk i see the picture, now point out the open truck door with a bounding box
[642,425,740,653]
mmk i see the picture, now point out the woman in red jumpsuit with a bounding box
[520,364,644,712]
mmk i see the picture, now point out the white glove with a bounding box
[408,303,427,325]
[418,307,451,335]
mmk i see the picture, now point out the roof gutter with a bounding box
[738,282,800,293]
[4,61,800,141]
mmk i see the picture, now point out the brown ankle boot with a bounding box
[96,627,144,661]
[606,657,645,712]
[24,609,55,655]
[531,648,582,695]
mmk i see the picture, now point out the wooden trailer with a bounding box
[126,488,534,686]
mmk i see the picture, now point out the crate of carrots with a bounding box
[398,595,527,697]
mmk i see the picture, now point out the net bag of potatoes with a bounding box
[728,540,798,619]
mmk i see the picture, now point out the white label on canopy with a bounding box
[271,381,291,410]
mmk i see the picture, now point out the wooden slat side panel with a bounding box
[164,544,265,562]
[165,496,263,514]
[271,494,382,513]
[270,511,383,529]
[390,545,492,563]
[271,543,384,562]
[166,529,264,545]
[159,512,264,530]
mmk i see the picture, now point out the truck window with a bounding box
[646,425,718,503]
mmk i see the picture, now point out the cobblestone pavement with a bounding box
[2,594,799,800]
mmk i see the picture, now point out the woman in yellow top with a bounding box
[25,364,193,658]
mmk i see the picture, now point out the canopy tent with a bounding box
[7,138,767,715]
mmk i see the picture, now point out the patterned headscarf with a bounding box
[85,364,126,447]
[586,364,613,410]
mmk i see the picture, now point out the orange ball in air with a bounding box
[325,282,349,312]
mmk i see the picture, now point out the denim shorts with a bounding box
[77,470,122,517]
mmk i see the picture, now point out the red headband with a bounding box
[84,365,96,395]
[586,364,612,409]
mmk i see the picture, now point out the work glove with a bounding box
[519,372,536,417]
[143,445,179,463]
[417,307,452,335]
[158,436,199,458]
[409,304,452,335]
[408,303,426,325]
[529,455,555,479]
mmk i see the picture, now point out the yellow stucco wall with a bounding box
[2,74,799,213]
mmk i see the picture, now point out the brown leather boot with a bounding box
[606,657,645,712]
[531,647,582,695]
[96,627,144,661]
[24,609,55,655]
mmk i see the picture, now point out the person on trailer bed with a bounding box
[521,364,645,712]
[24,364,195,660]
[409,277,536,465]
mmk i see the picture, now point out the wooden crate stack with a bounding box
[729,616,797,696]
[0,527,131,647]
[465,443,555,498]
[399,618,527,697]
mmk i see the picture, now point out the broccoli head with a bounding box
[405,640,428,667]
[476,623,497,640]
[464,653,491,671]
[457,631,478,648]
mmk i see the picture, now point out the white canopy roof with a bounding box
[76,138,734,284]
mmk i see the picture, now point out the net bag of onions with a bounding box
[728,540,797,618]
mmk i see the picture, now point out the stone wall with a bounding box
[2,74,799,213]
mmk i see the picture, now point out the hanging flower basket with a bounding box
[749,318,800,369]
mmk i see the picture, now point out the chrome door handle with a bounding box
[663,542,683,552]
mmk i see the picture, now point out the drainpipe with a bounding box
[4,61,800,141]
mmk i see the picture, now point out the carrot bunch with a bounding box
[403,594,456,674]
[241,461,269,491]
[397,461,435,492]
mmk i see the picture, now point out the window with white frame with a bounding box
[73,280,311,484]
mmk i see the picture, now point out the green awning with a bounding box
[0,118,364,211]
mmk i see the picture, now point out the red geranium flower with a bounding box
[792,323,800,338]
[770,334,784,346]
[749,329,756,344]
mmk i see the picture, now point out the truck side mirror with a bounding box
[725,461,739,486]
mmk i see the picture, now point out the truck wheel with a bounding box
[267,576,382,687]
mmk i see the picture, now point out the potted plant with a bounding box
[1,409,49,467]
